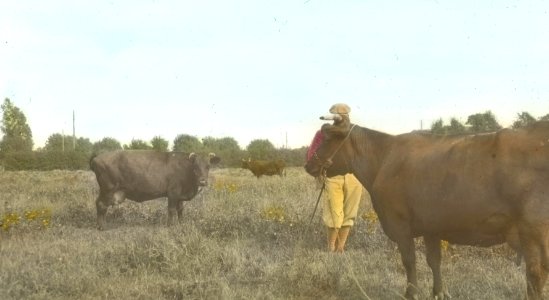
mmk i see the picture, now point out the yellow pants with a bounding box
[322,173,362,228]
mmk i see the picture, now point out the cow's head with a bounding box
[304,122,354,178]
[189,152,221,186]
[241,158,251,169]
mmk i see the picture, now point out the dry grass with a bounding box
[0,168,537,299]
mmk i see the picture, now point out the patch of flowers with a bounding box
[213,180,239,194]
[260,205,286,223]
[1,208,51,232]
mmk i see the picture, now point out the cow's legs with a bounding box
[520,191,549,300]
[176,200,184,224]
[505,225,523,266]
[167,198,178,226]
[95,194,109,230]
[396,236,419,299]
[424,236,447,299]
[521,226,549,300]
[95,190,125,230]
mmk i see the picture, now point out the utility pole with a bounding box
[72,110,76,150]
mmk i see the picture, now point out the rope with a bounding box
[310,180,326,223]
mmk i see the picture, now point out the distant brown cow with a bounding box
[90,151,220,230]
[305,121,549,300]
[241,159,285,178]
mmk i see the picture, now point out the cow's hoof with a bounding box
[433,291,451,299]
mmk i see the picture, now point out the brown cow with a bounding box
[90,151,220,230]
[305,121,549,300]
[241,158,285,178]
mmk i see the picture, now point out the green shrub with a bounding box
[2,151,91,171]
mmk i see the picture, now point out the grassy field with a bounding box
[0,168,537,299]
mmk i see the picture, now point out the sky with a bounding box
[1,1,549,150]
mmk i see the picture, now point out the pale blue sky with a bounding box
[1,1,548,149]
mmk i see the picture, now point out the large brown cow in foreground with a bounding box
[305,121,549,299]
[241,158,285,178]
[90,151,220,230]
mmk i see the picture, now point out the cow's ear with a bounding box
[210,156,221,165]
[322,123,349,138]
[189,152,197,162]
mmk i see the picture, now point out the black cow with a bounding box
[90,151,220,230]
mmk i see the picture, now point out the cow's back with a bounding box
[495,124,549,170]
[92,150,171,178]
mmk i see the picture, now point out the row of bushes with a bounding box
[1,151,91,171]
[0,148,309,171]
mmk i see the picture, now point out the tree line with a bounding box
[0,98,307,170]
[430,110,549,135]
[1,97,548,170]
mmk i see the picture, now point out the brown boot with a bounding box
[327,227,339,252]
[336,226,351,253]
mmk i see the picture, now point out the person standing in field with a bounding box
[306,103,364,253]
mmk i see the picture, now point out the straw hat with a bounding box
[329,103,350,114]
